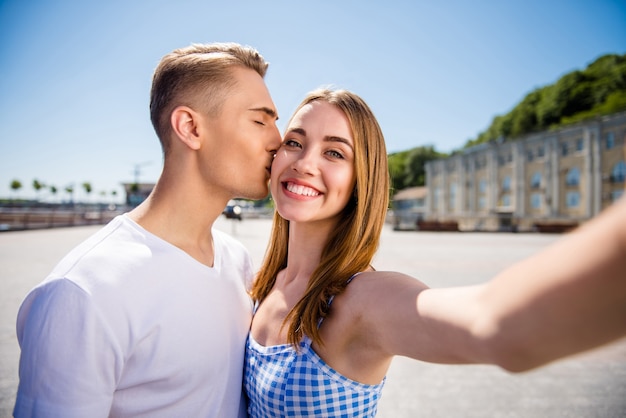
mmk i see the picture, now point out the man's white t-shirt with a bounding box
[14,215,253,418]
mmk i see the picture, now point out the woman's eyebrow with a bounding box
[326,136,354,151]
[286,127,306,136]
[286,127,354,150]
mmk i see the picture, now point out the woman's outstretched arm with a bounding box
[360,197,626,373]
[468,195,626,371]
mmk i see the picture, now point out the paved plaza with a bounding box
[1,217,624,417]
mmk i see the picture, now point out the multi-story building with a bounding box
[424,112,626,232]
[122,182,155,207]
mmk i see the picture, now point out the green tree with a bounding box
[388,150,410,193]
[82,182,93,203]
[10,179,22,195]
[65,185,74,204]
[32,179,45,201]
[466,53,626,148]
[562,90,626,124]
[584,54,626,104]
[402,146,444,187]
[536,85,559,128]
[387,146,445,193]
[49,185,58,202]
[510,90,541,137]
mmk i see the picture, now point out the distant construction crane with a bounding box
[132,161,152,185]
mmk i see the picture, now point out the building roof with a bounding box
[393,186,427,200]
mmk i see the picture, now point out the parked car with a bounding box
[222,200,243,220]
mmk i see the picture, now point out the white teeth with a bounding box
[286,182,320,197]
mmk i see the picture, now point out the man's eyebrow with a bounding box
[287,127,354,150]
[249,107,279,121]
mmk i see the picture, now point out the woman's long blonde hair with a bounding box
[250,88,390,347]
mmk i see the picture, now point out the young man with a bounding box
[14,43,281,418]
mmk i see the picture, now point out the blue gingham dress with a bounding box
[244,277,386,417]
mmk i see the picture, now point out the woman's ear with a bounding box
[170,106,201,150]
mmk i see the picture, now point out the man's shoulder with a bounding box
[46,215,144,283]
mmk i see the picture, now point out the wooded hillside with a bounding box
[389,53,626,192]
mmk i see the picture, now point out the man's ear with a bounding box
[170,106,202,150]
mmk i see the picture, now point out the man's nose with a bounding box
[268,125,282,154]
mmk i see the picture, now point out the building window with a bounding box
[479,179,487,194]
[561,142,568,156]
[530,172,542,189]
[501,194,511,207]
[449,183,456,210]
[537,145,545,158]
[502,176,511,192]
[605,132,615,150]
[566,191,580,208]
[576,138,583,152]
[527,150,534,162]
[433,187,441,210]
[566,167,580,187]
[531,193,542,209]
[611,161,626,183]
[478,196,486,209]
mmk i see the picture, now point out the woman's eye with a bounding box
[327,150,344,159]
[254,121,265,126]
[283,139,301,148]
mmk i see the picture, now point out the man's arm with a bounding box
[15,279,119,417]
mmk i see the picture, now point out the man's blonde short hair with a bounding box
[149,42,269,154]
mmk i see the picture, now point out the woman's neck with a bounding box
[282,220,335,283]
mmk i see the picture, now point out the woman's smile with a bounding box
[283,181,321,197]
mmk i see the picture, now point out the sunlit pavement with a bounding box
[1,217,624,417]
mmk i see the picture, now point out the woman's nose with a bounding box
[291,151,318,176]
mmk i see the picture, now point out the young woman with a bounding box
[244,88,626,417]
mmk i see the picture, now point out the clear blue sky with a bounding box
[1,0,625,202]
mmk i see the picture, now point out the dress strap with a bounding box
[317,272,363,328]
[345,271,362,285]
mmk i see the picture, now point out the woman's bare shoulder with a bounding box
[339,270,430,314]
[351,270,429,290]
